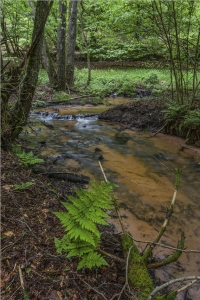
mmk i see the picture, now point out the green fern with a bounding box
[15,148,44,167]
[54,181,117,270]
[13,182,34,190]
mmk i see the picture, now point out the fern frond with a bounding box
[66,241,95,257]
[54,181,117,270]
[68,227,96,245]
[77,252,109,270]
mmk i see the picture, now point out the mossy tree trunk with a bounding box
[1,0,53,149]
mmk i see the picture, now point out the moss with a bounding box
[154,291,177,300]
[143,226,166,262]
[121,234,154,300]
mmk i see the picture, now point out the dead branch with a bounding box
[117,246,138,300]
[98,160,126,235]
[147,275,200,300]
[127,234,200,254]
[99,248,125,264]
[81,279,108,300]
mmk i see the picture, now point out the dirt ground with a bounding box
[1,149,129,300]
[99,99,166,132]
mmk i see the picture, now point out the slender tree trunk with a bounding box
[80,1,91,85]
[29,0,57,88]
[42,37,57,87]
[1,0,53,149]
[57,0,67,91]
[66,0,78,86]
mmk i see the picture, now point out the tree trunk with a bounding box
[1,0,53,149]
[42,37,57,87]
[66,0,78,86]
[57,0,67,91]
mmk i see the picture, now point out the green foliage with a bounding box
[183,110,200,128]
[13,145,44,167]
[163,102,200,129]
[13,182,34,190]
[75,68,170,98]
[54,181,117,270]
[144,73,159,85]
[55,91,70,102]
[37,69,49,85]
[162,102,187,122]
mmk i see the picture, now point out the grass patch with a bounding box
[74,68,171,98]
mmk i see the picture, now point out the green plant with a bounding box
[13,145,44,167]
[54,181,117,270]
[55,91,70,102]
[13,182,34,190]
[162,102,187,122]
[183,110,200,128]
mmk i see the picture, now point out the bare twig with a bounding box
[81,279,108,300]
[147,276,200,300]
[98,160,126,235]
[99,248,125,264]
[117,246,138,300]
[127,234,200,254]
[1,235,25,254]
[177,279,198,293]
[152,122,167,137]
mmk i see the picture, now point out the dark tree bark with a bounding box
[66,0,78,86]
[57,0,67,91]
[1,0,53,149]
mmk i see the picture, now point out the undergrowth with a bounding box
[54,181,117,270]
[74,68,171,98]
[12,145,44,167]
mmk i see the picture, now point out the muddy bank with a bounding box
[99,100,166,132]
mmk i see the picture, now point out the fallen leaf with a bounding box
[41,209,49,213]
[2,185,13,191]
[24,214,28,218]
[3,231,15,237]
[57,291,63,300]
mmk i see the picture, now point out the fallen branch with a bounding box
[48,172,90,183]
[19,265,30,300]
[98,160,126,235]
[81,279,108,300]
[99,248,125,264]
[152,122,167,137]
[143,168,182,261]
[117,246,138,300]
[127,234,200,254]
[147,275,200,300]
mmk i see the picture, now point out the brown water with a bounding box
[23,104,200,299]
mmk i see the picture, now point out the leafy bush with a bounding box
[54,181,117,270]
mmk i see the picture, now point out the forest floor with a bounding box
[1,149,137,300]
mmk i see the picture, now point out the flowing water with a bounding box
[21,102,200,299]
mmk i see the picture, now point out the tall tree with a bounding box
[66,0,78,86]
[57,0,67,90]
[1,0,53,149]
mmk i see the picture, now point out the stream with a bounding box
[21,102,200,299]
